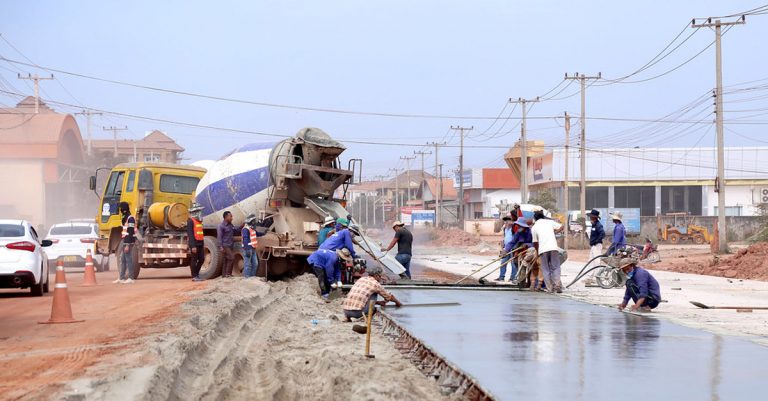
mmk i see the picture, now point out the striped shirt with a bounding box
[342,276,394,311]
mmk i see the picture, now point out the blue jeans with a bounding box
[242,249,259,278]
[120,244,134,280]
[498,255,517,280]
[395,253,412,279]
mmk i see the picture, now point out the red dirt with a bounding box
[0,266,205,401]
[654,242,768,281]
[424,228,481,247]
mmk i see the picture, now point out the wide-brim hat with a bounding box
[618,257,637,268]
[392,220,405,228]
[336,248,353,262]
[513,217,529,228]
[610,211,623,221]
[588,209,600,218]
[323,216,335,225]
[502,216,512,221]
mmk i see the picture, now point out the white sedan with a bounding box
[0,219,52,296]
[45,222,107,271]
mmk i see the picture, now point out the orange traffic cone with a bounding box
[39,260,84,324]
[82,249,99,286]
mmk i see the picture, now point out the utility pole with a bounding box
[414,149,432,207]
[438,163,444,227]
[389,168,402,219]
[563,111,571,251]
[509,97,540,202]
[399,155,416,205]
[74,109,103,156]
[103,126,128,158]
[450,126,473,226]
[374,174,388,226]
[692,16,745,254]
[17,73,54,114]
[565,72,601,231]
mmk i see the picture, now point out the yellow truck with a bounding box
[89,162,206,279]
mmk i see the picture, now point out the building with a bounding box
[454,168,521,219]
[91,130,184,164]
[0,97,89,227]
[505,142,768,217]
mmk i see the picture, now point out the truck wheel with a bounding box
[117,239,141,280]
[693,234,705,244]
[669,233,680,245]
[199,236,222,280]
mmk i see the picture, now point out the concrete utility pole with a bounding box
[75,109,103,156]
[103,126,128,157]
[450,126,473,226]
[414,149,432,207]
[389,168,402,218]
[509,97,540,203]
[17,73,54,114]
[438,163,444,227]
[427,141,446,181]
[565,72,601,231]
[564,111,571,251]
[692,16,745,254]
[400,155,416,205]
[374,174,388,226]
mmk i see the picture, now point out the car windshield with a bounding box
[50,225,93,236]
[0,224,25,237]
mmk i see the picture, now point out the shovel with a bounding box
[690,301,768,310]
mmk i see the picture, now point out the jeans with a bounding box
[311,265,331,296]
[626,280,660,309]
[242,249,259,278]
[221,247,235,277]
[119,244,134,280]
[343,294,378,319]
[395,253,412,279]
[498,254,517,280]
[189,245,204,278]
[539,250,562,291]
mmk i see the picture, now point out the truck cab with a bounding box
[91,163,206,263]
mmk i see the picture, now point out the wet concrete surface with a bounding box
[387,289,767,401]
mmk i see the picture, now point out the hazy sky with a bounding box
[1,1,767,178]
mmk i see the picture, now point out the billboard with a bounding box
[401,208,435,226]
[453,169,473,188]
[528,153,553,185]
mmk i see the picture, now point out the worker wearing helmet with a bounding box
[241,214,262,279]
[319,218,357,288]
[187,203,206,282]
[318,215,335,246]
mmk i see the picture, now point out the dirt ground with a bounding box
[654,242,768,281]
[0,264,459,401]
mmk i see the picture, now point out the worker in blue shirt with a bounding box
[318,216,335,246]
[497,217,532,281]
[607,211,626,256]
[584,209,606,286]
[307,248,353,301]
[320,218,357,259]
[618,258,662,312]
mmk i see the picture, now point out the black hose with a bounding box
[564,253,609,288]
[565,265,606,289]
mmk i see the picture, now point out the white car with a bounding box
[0,219,51,296]
[45,222,107,271]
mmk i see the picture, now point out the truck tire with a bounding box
[669,233,680,245]
[117,239,141,280]
[693,234,705,244]
[199,236,222,280]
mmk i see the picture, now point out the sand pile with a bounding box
[425,228,481,247]
[655,242,768,281]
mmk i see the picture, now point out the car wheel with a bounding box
[43,270,50,293]
[31,274,44,297]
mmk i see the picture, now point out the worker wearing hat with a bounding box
[531,205,565,293]
[241,214,263,279]
[617,257,661,312]
[382,221,413,279]
[186,203,206,281]
[319,217,357,288]
[308,247,353,301]
[342,265,402,322]
[607,211,626,256]
[318,215,335,246]
[583,209,606,286]
[497,217,532,282]
[509,203,522,233]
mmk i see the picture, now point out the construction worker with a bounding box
[583,209,606,286]
[217,211,236,278]
[531,206,564,293]
[342,265,402,322]
[495,216,515,281]
[308,247,352,301]
[241,214,262,279]
[115,202,136,284]
[497,217,532,281]
[382,221,413,279]
[608,211,626,255]
[318,216,335,246]
[187,203,205,282]
[509,203,522,233]
[618,257,661,312]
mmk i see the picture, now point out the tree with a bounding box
[528,190,558,213]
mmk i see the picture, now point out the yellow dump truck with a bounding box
[89,162,206,279]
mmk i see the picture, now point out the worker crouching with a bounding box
[308,247,353,302]
[342,265,402,322]
[618,257,662,312]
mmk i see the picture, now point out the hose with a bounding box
[564,253,609,289]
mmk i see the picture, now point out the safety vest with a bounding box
[122,216,136,238]
[247,227,259,248]
[191,218,204,241]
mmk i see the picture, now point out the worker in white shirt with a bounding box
[531,206,564,293]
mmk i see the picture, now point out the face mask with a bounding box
[627,270,635,280]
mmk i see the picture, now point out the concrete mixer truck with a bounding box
[90,127,405,280]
